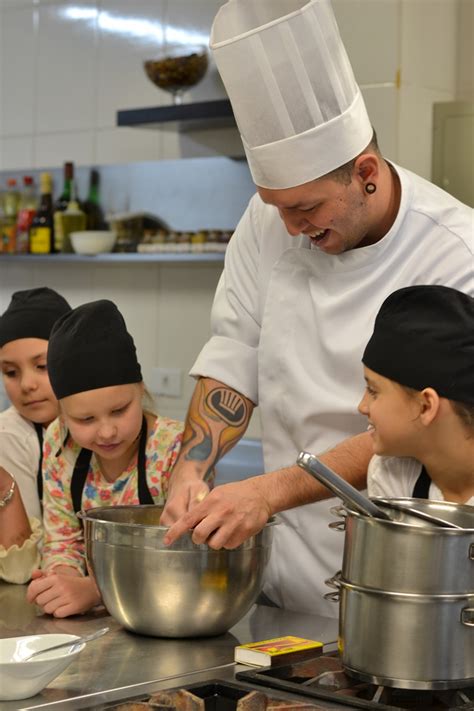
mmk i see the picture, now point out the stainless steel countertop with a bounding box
[0,583,338,711]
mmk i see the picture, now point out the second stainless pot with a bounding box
[338,498,474,594]
[338,579,474,690]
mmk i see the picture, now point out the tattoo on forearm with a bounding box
[188,435,213,462]
[206,387,247,426]
[183,383,251,475]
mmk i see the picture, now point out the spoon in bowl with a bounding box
[21,626,110,662]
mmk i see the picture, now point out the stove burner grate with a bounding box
[236,651,474,710]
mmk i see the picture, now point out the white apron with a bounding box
[258,248,372,616]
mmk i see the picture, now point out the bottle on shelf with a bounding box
[83,168,106,229]
[54,161,75,213]
[16,176,38,253]
[29,172,55,254]
[54,180,86,253]
[1,178,20,253]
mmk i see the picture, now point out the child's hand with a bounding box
[161,476,210,525]
[27,570,101,618]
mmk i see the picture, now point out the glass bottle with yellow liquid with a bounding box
[29,173,55,254]
[54,180,86,252]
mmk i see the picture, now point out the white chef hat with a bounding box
[210,0,373,189]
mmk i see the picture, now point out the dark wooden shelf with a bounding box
[117,99,237,132]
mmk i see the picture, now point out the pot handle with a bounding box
[323,591,340,602]
[470,544,474,561]
[324,571,342,589]
[328,505,347,531]
[461,608,474,627]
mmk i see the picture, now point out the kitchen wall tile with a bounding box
[96,127,161,165]
[155,262,222,416]
[361,86,399,163]
[333,0,400,86]
[34,130,95,168]
[0,6,37,137]
[96,1,168,129]
[1,135,34,171]
[36,3,98,133]
[456,0,474,100]
[401,0,457,93]
[0,0,35,7]
[398,84,455,179]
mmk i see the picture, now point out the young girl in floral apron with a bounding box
[27,299,183,617]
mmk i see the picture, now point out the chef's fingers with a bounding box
[163,502,210,544]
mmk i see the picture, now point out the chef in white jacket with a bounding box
[162,0,473,615]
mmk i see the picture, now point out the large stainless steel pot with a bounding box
[335,498,474,594]
[79,505,276,638]
[338,578,474,690]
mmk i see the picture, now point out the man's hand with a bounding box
[163,477,272,549]
[27,568,101,618]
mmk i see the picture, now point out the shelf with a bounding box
[117,99,237,132]
[0,253,225,265]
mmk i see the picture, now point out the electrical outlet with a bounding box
[150,367,182,397]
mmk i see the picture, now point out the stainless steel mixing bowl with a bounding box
[79,505,276,638]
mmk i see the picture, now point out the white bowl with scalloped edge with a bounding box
[0,634,85,700]
[70,230,116,255]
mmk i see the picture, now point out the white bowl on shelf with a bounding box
[70,230,116,256]
[0,633,85,700]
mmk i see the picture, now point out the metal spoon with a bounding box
[297,451,461,529]
[297,451,391,520]
[21,626,110,662]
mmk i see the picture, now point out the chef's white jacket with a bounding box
[191,164,473,616]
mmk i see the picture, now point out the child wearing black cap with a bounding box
[0,287,71,584]
[359,285,474,505]
[26,299,183,617]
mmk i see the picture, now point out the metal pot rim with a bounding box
[344,497,474,533]
[339,577,474,601]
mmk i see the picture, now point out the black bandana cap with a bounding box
[47,299,142,399]
[0,287,71,347]
[363,285,474,405]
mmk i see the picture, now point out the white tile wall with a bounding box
[36,4,98,134]
[334,0,400,86]
[0,5,38,137]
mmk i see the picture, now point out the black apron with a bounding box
[412,465,431,499]
[33,422,44,502]
[70,415,154,514]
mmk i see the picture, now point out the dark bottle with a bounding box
[83,168,106,229]
[29,173,55,254]
[55,161,74,213]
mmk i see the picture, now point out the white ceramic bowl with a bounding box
[70,230,116,255]
[0,634,85,701]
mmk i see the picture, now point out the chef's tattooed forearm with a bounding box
[183,381,252,478]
